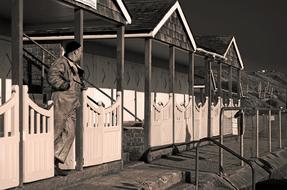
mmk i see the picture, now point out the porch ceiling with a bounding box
[91,38,189,66]
[0,0,121,35]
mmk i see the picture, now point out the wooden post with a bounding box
[229,65,233,99]
[116,25,125,167]
[74,8,84,171]
[205,58,211,137]
[169,46,175,144]
[11,0,23,186]
[144,38,152,153]
[188,52,195,98]
[237,69,241,99]
[188,52,195,140]
[134,90,137,121]
[217,62,222,99]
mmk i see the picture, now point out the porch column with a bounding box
[144,38,152,154]
[169,46,175,145]
[188,52,195,98]
[228,65,233,99]
[188,52,195,140]
[74,8,84,171]
[11,0,23,186]
[116,25,125,165]
[217,61,223,98]
[205,58,212,137]
[237,69,242,99]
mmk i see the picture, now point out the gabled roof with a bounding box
[195,35,233,55]
[124,0,176,33]
[195,35,244,69]
[124,0,197,50]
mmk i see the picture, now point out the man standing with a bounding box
[47,41,84,176]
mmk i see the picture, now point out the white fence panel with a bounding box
[150,95,173,147]
[200,97,209,139]
[193,102,201,141]
[184,97,193,141]
[0,85,19,190]
[23,86,54,183]
[83,91,103,166]
[174,102,186,144]
[211,98,221,136]
[102,92,122,163]
[62,88,122,169]
[222,99,233,135]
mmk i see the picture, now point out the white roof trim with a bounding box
[196,48,226,60]
[23,33,152,41]
[150,1,197,50]
[116,0,132,24]
[194,85,205,89]
[223,37,244,69]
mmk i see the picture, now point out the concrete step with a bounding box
[58,164,184,190]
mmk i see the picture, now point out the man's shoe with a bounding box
[54,166,68,176]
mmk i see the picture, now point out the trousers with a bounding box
[54,110,76,163]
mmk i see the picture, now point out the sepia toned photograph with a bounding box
[0,0,287,189]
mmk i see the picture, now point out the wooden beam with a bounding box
[217,62,222,98]
[237,69,241,99]
[116,25,125,92]
[204,58,212,137]
[229,65,233,99]
[144,38,152,152]
[169,46,175,144]
[74,8,84,171]
[188,51,195,140]
[116,25,125,167]
[188,52,195,97]
[12,0,23,186]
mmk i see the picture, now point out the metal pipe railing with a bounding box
[219,107,284,173]
[195,137,255,190]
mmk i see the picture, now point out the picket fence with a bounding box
[0,85,122,189]
[0,84,54,190]
[150,96,239,148]
[61,88,122,169]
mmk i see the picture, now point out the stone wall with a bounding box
[123,126,144,161]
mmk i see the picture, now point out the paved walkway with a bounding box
[56,128,287,190]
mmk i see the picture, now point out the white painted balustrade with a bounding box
[22,86,54,182]
[150,95,173,147]
[61,88,122,169]
[0,85,19,190]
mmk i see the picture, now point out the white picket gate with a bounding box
[211,98,222,136]
[200,97,209,139]
[0,85,19,190]
[61,88,122,169]
[174,102,187,144]
[22,86,54,182]
[222,99,234,135]
[185,97,195,141]
[150,95,173,147]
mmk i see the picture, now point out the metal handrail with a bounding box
[195,137,255,190]
[23,33,142,122]
[219,107,284,173]
[23,48,49,69]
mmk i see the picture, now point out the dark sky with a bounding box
[179,0,287,74]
